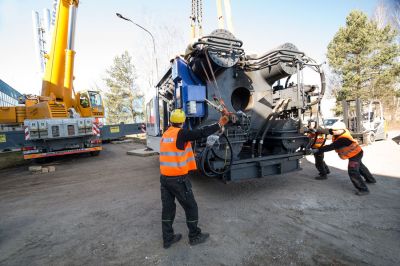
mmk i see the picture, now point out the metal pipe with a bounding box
[67,5,77,50]
[63,4,78,107]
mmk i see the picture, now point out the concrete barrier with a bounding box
[0,151,27,170]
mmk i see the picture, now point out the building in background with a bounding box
[0,79,22,107]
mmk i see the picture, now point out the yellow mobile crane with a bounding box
[0,0,104,159]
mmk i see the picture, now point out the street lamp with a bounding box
[116,13,159,83]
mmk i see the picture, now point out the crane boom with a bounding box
[42,0,78,109]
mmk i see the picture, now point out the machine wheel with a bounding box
[90,150,101,156]
[368,133,375,143]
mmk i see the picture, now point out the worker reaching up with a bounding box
[312,122,376,195]
[307,119,330,179]
[159,109,229,248]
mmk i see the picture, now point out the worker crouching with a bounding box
[312,122,376,195]
[159,109,229,248]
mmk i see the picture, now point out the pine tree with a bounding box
[103,51,144,125]
[327,10,400,112]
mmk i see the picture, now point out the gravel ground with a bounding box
[0,134,399,266]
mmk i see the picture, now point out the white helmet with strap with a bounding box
[331,121,347,130]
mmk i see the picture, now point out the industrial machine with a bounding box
[146,28,325,182]
[342,99,388,144]
[0,0,104,159]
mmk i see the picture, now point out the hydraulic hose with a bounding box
[199,133,233,177]
[257,98,291,157]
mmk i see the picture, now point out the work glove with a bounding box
[219,115,229,127]
[206,134,220,147]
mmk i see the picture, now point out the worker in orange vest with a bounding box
[159,109,229,248]
[307,119,330,180]
[312,122,376,195]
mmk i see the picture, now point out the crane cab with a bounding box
[77,91,104,118]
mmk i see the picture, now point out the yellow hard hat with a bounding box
[331,121,346,130]
[170,109,186,123]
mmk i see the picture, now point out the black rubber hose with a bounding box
[199,147,218,178]
[199,133,233,177]
[258,113,279,157]
[308,69,326,106]
[285,75,292,88]
[206,133,233,175]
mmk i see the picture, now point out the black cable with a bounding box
[199,148,218,177]
[285,75,292,88]
[199,133,233,177]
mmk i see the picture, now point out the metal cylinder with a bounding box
[67,5,77,50]
[256,43,299,84]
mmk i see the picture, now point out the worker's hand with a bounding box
[229,113,238,124]
[219,115,230,127]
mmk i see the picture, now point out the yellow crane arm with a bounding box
[42,0,79,109]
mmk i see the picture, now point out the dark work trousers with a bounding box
[160,175,201,242]
[348,151,375,192]
[314,152,330,175]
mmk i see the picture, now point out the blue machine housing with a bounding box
[171,58,206,118]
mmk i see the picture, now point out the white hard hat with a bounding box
[331,121,346,130]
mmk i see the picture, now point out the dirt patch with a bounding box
[0,141,399,265]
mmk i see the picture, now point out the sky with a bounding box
[0,0,378,101]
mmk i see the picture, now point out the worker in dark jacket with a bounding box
[159,109,229,248]
[312,122,376,195]
[307,119,330,179]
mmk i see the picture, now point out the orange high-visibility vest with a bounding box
[332,129,362,160]
[159,126,197,176]
[308,132,326,148]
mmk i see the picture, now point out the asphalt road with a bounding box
[0,136,399,265]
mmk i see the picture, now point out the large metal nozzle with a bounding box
[247,43,301,84]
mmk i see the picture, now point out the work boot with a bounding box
[163,234,182,249]
[355,190,370,196]
[365,177,377,184]
[189,232,210,246]
[315,174,327,180]
[326,169,331,175]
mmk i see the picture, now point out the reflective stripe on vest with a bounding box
[159,126,197,176]
[160,157,196,167]
[333,129,362,160]
[160,147,193,157]
[309,132,326,148]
